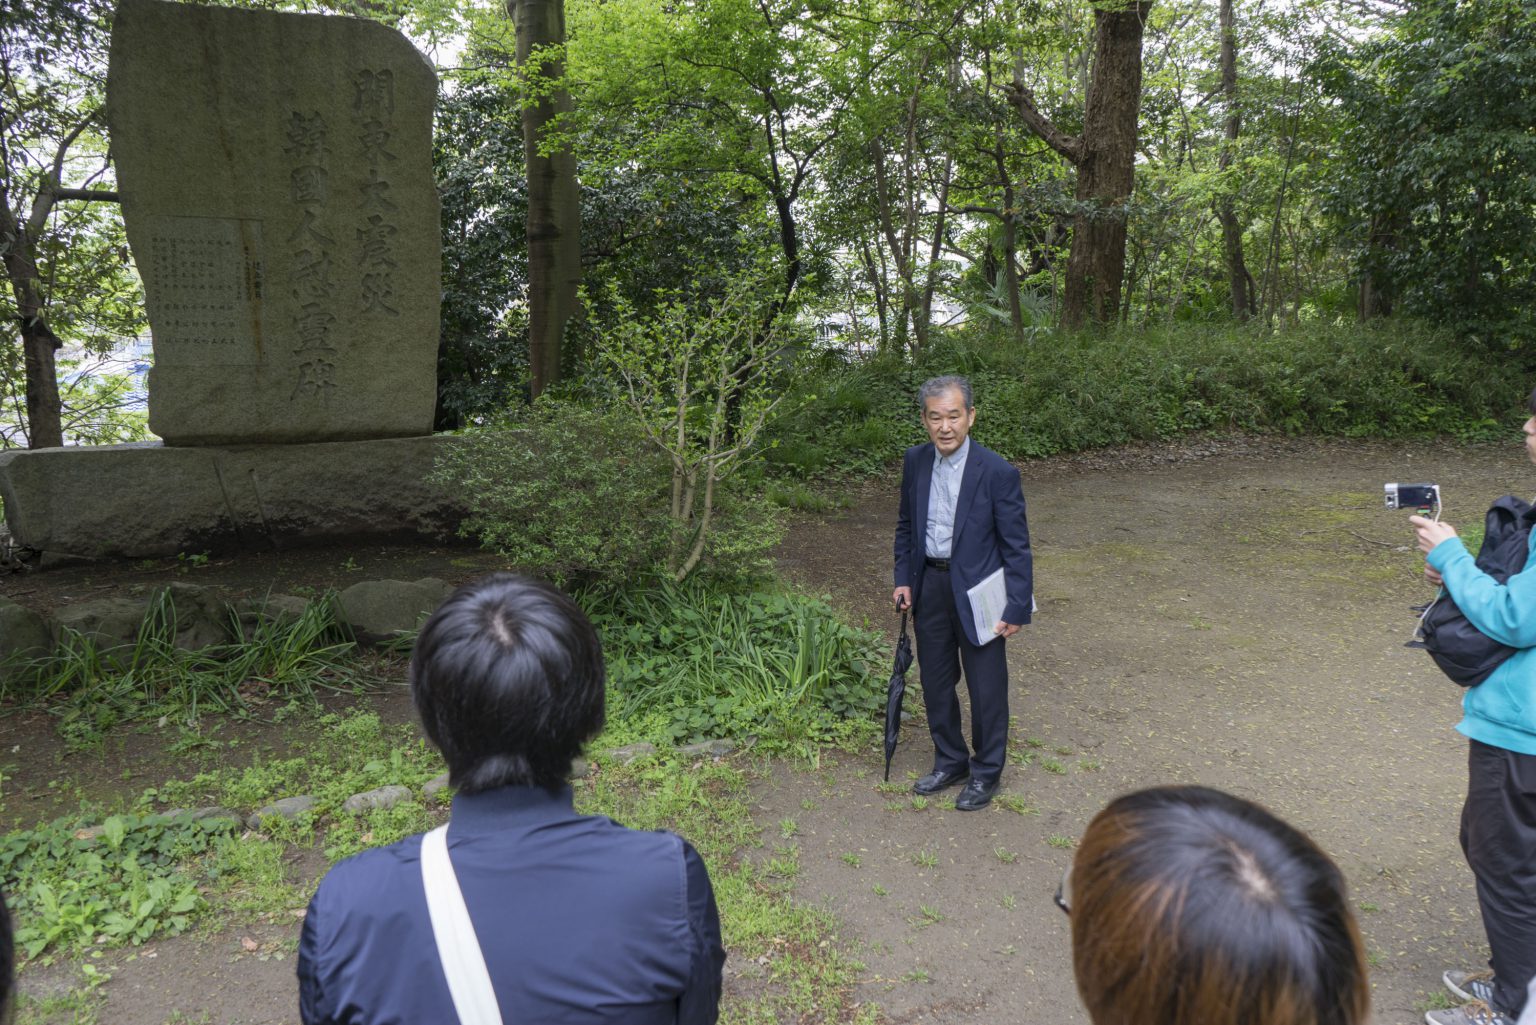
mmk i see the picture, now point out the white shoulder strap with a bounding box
[420,824,505,1025]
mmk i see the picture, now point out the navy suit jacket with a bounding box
[894,440,1033,646]
[298,785,724,1025]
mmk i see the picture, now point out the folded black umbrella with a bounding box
[883,610,914,782]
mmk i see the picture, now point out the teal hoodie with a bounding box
[1428,531,1536,755]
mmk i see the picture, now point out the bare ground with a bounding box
[3,435,1519,1024]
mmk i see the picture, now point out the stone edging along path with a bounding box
[0,576,461,674]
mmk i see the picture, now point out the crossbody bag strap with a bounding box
[420,824,505,1025]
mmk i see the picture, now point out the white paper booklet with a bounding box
[967,567,1034,645]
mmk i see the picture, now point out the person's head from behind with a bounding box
[411,573,605,794]
[1068,785,1368,1025]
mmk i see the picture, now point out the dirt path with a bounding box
[5,436,1521,1024]
[764,436,1514,1025]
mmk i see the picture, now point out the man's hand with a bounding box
[1409,514,1459,555]
[893,586,912,611]
[993,621,1020,638]
[1425,565,1444,586]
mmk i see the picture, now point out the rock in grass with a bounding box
[569,757,589,780]
[150,582,230,650]
[337,579,445,644]
[163,806,241,825]
[605,743,656,765]
[0,597,51,676]
[247,795,318,830]
[52,597,147,657]
[678,739,736,759]
[422,773,451,800]
[232,594,310,641]
[342,785,412,814]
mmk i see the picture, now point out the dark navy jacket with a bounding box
[297,785,724,1025]
[894,440,1034,645]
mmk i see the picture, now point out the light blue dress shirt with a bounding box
[925,437,970,559]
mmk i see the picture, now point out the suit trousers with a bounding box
[1461,738,1536,1016]
[913,564,1009,784]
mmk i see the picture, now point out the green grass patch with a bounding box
[586,579,885,757]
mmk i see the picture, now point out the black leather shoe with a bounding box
[913,768,969,795]
[954,778,1000,811]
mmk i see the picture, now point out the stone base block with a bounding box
[0,436,465,560]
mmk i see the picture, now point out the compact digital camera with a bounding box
[1384,482,1441,511]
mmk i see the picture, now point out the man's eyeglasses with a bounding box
[1054,862,1072,915]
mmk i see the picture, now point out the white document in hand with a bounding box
[966,567,1037,645]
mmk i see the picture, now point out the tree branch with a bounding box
[1002,79,1081,166]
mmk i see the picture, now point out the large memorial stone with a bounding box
[107,0,440,446]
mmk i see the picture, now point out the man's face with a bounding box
[923,387,975,458]
[1524,416,1536,465]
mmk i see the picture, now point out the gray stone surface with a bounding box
[422,772,451,799]
[569,757,589,780]
[678,738,737,759]
[163,806,242,825]
[107,0,440,445]
[53,597,146,653]
[341,784,412,814]
[247,795,317,829]
[338,578,444,643]
[0,436,464,559]
[0,597,51,674]
[604,743,657,765]
[150,582,230,650]
[233,594,310,640]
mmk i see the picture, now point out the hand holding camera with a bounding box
[1385,482,1457,554]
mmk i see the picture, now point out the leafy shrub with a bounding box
[433,400,674,586]
[765,318,1528,477]
[1,812,234,959]
[437,398,784,586]
[586,580,885,756]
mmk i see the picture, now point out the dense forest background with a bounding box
[3,0,1535,460]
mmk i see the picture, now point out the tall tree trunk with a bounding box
[918,151,954,352]
[1000,182,1024,340]
[1007,1,1154,330]
[1358,213,1397,320]
[0,196,62,448]
[511,0,581,399]
[1215,0,1255,321]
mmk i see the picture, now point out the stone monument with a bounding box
[0,0,463,559]
[108,0,440,445]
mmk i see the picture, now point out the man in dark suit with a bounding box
[893,375,1033,811]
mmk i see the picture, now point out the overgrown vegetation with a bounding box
[765,319,1527,479]
[3,591,367,747]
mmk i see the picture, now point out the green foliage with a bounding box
[1,811,234,959]
[766,319,1527,477]
[9,590,361,737]
[432,400,675,586]
[589,273,792,580]
[1314,0,1536,347]
[586,579,885,756]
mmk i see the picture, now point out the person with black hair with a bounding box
[1411,388,1536,1025]
[1063,785,1369,1025]
[297,573,725,1025]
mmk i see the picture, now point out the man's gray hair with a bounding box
[919,375,974,411]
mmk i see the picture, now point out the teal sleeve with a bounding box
[1429,536,1536,648]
